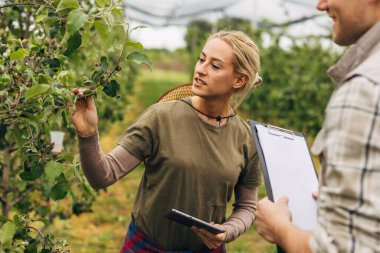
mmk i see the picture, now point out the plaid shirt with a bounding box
[310,22,380,252]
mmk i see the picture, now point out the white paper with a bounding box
[256,124,318,231]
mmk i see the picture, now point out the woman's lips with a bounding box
[194,77,206,85]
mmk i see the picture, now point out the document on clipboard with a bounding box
[249,120,318,232]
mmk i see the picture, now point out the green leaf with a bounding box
[106,12,114,30]
[25,239,38,253]
[57,0,79,13]
[36,14,48,22]
[112,7,123,17]
[67,9,88,34]
[25,84,51,100]
[36,206,49,217]
[31,217,50,227]
[127,51,152,70]
[36,5,47,16]
[50,181,69,200]
[9,48,29,60]
[127,41,144,50]
[0,73,12,87]
[91,70,104,82]
[95,0,107,7]
[0,221,16,247]
[64,31,82,57]
[102,79,119,97]
[94,20,108,42]
[56,173,68,183]
[20,160,44,181]
[37,74,53,84]
[20,112,43,134]
[45,161,63,183]
[0,215,10,223]
[100,56,108,70]
[13,214,27,227]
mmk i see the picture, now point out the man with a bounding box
[255,0,380,252]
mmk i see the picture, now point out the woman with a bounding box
[71,30,262,252]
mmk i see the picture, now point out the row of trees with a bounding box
[0,0,150,251]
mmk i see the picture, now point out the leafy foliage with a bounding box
[0,0,150,251]
[242,32,340,136]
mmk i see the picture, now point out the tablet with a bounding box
[165,209,225,234]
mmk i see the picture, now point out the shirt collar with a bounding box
[327,21,380,85]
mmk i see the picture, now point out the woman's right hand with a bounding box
[70,88,98,136]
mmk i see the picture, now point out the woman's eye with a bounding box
[198,57,205,63]
[212,65,220,70]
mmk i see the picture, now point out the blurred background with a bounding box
[55,1,340,252]
[0,0,344,252]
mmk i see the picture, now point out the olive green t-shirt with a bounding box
[118,97,261,250]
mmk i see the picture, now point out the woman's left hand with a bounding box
[192,224,226,249]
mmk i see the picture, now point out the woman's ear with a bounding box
[233,74,248,89]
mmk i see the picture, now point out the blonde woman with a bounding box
[71,30,262,252]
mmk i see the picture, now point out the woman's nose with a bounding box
[195,63,206,75]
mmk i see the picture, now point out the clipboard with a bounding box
[249,120,318,253]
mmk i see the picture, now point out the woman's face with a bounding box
[192,38,241,100]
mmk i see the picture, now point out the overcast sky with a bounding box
[127,0,332,50]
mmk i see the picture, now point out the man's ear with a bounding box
[233,74,248,89]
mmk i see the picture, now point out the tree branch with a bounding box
[10,187,33,208]
[0,195,6,205]
[26,225,45,239]
[0,2,42,10]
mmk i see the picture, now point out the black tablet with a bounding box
[165,209,225,234]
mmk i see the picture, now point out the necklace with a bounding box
[180,99,236,126]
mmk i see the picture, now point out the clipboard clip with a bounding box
[267,124,295,140]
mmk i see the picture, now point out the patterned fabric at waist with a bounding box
[120,221,227,253]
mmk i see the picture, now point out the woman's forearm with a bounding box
[223,186,258,242]
[78,132,141,189]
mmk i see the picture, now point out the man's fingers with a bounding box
[277,196,289,206]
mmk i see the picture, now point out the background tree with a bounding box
[184,20,212,77]
[0,0,150,251]
[242,32,340,136]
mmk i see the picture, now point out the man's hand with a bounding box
[192,224,226,249]
[255,196,292,243]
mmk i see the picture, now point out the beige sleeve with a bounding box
[77,132,141,189]
[222,185,258,243]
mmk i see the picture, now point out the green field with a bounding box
[51,68,276,253]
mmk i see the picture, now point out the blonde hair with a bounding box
[208,30,261,109]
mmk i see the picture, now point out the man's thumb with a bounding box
[277,196,289,206]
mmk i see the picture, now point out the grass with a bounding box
[50,68,276,252]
